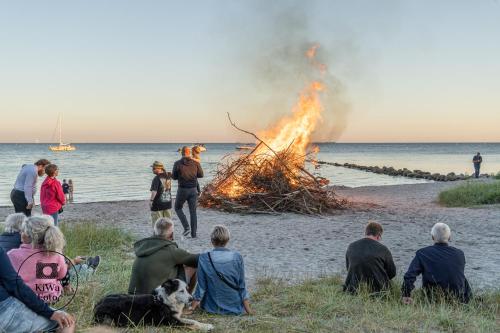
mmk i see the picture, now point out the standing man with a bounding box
[149,161,173,228]
[10,159,51,216]
[472,152,482,178]
[343,221,396,293]
[172,146,204,238]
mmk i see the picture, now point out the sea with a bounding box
[1,143,499,207]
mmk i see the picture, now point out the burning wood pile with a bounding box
[199,45,347,214]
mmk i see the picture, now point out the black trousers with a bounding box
[174,187,198,237]
[10,189,32,216]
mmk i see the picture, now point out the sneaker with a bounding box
[86,256,101,271]
[182,229,191,237]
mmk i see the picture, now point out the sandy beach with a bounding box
[1,181,498,290]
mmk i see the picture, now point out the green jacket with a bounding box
[128,236,199,294]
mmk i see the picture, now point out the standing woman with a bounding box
[40,164,66,225]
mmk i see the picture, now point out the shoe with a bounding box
[86,256,101,271]
[183,229,191,237]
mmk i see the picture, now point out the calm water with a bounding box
[1,143,499,207]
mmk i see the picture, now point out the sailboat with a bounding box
[49,114,76,151]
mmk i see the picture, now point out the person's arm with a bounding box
[401,253,422,301]
[57,254,69,280]
[197,162,204,179]
[345,246,350,270]
[192,256,206,307]
[150,177,160,207]
[172,248,199,267]
[0,249,54,318]
[23,168,37,205]
[237,254,253,314]
[172,162,179,180]
[385,249,397,280]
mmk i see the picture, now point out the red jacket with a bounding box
[40,177,66,215]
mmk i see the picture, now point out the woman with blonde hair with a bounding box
[8,215,68,305]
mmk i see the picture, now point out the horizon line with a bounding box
[1,141,500,144]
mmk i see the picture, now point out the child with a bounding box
[191,146,202,194]
[40,164,65,225]
[62,179,70,201]
[68,179,74,201]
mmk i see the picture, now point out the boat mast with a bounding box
[59,113,62,145]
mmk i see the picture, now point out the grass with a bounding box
[438,181,500,207]
[494,172,500,180]
[51,223,499,333]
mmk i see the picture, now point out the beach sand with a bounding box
[1,181,498,290]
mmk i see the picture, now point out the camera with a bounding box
[36,262,59,279]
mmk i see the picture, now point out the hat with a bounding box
[150,161,165,170]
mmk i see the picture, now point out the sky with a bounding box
[0,0,499,143]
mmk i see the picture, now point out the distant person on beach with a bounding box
[0,213,25,252]
[172,146,204,238]
[149,161,173,227]
[0,247,76,333]
[472,152,482,178]
[62,179,70,200]
[402,223,472,304]
[192,225,253,315]
[191,145,203,194]
[343,221,396,293]
[128,218,198,294]
[40,164,66,225]
[68,179,74,201]
[11,159,51,216]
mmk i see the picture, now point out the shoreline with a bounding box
[1,181,499,290]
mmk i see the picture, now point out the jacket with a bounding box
[0,232,21,253]
[172,157,203,188]
[40,177,65,215]
[128,236,199,294]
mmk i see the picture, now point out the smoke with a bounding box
[222,0,353,142]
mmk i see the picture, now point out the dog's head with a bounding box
[153,279,193,308]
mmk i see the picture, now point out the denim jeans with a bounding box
[0,297,58,333]
[474,164,480,178]
[50,212,59,225]
[175,187,198,237]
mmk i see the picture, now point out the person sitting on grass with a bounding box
[343,221,396,293]
[0,247,76,333]
[0,213,26,252]
[128,217,199,295]
[192,225,253,315]
[402,223,472,304]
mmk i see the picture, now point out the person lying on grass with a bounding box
[0,213,26,252]
[402,222,472,304]
[128,217,199,295]
[192,225,253,315]
[343,221,396,294]
[0,246,76,333]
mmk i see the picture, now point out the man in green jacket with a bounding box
[128,218,199,294]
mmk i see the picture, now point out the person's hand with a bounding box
[73,256,84,265]
[149,201,153,208]
[402,297,413,305]
[26,203,34,210]
[191,300,200,311]
[50,311,75,329]
[245,308,255,315]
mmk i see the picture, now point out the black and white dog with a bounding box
[93,279,213,331]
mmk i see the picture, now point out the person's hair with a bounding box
[4,213,26,233]
[181,146,191,157]
[68,179,73,184]
[431,223,451,243]
[45,164,59,177]
[35,159,51,166]
[63,179,66,182]
[23,215,65,252]
[365,221,383,237]
[154,217,174,237]
[211,225,230,247]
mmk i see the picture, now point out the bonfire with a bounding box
[199,45,347,214]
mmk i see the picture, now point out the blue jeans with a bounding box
[474,164,480,178]
[0,297,59,333]
[175,187,198,237]
[50,212,59,225]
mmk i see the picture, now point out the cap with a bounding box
[150,161,165,170]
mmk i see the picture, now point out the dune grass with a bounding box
[494,172,500,180]
[438,181,500,207]
[52,223,499,333]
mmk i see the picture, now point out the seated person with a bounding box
[0,247,76,333]
[128,218,198,294]
[8,215,67,304]
[0,213,25,252]
[192,225,253,315]
[343,221,396,293]
[402,223,472,304]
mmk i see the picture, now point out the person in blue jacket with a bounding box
[0,247,76,333]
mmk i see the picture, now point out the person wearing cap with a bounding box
[11,159,51,216]
[149,161,173,227]
[172,146,204,238]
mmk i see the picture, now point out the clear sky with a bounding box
[1,0,499,143]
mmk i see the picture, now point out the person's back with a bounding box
[172,157,203,188]
[128,236,198,294]
[344,238,396,293]
[0,231,21,253]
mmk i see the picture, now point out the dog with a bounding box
[93,279,213,331]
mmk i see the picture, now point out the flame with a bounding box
[221,45,326,197]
